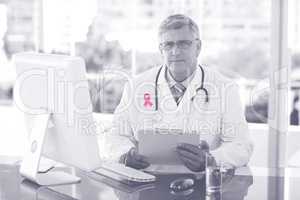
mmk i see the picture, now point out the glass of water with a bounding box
[205,153,222,194]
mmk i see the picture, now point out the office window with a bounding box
[289,0,300,126]
[0,0,275,121]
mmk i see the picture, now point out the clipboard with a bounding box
[138,129,200,166]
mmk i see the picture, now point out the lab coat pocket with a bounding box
[188,111,221,134]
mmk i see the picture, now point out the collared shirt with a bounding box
[165,67,197,90]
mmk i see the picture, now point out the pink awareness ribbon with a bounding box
[144,93,153,108]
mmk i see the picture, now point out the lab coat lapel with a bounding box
[177,67,203,111]
[157,66,178,113]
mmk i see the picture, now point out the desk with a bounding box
[0,158,300,200]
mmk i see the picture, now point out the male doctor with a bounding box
[110,14,253,172]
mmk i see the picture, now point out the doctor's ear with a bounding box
[196,40,202,55]
[159,45,163,55]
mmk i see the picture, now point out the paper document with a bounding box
[138,129,199,166]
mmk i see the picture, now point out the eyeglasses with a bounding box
[159,39,199,51]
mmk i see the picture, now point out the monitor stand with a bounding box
[38,157,56,173]
[20,114,81,186]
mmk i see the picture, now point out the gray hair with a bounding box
[158,14,200,39]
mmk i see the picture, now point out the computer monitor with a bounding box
[13,52,102,185]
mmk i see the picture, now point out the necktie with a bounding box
[171,83,186,105]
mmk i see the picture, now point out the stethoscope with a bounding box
[154,65,209,111]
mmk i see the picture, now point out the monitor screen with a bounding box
[14,52,101,171]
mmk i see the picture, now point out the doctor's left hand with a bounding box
[120,147,150,170]
[176,142,209,172]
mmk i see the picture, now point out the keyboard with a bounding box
[94,162,156,183]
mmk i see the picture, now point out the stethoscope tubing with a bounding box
[154,65,209,111]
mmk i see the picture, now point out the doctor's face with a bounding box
[159,26,201,82]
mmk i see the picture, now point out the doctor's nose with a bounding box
[170,44,182,55]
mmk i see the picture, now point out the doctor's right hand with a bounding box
[176,141,210,172]
[119,147,150,170]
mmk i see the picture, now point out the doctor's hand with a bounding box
[176,141,209,172]
[119,147,150,170]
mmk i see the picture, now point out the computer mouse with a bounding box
[169,177,195,193]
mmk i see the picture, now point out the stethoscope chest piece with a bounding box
[191,87,209,104]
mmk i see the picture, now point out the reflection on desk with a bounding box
[0,161,255,200]
[21,179,77,200]
[0,164,20,200]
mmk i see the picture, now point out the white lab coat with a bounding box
[108,65,253,167]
